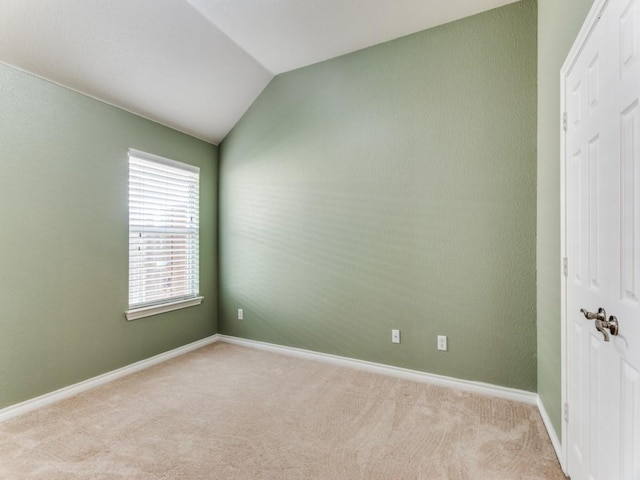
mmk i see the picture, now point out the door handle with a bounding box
[580,307,606,321]
[580,308,619,342]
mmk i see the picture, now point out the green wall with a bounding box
[219,1,538,391]
[0,63,217,409]
[536,0,593,433]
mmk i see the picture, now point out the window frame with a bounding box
[125,149,203,321]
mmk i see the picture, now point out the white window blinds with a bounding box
[128,149,200,311]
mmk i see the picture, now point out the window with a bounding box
[125,149,202,321]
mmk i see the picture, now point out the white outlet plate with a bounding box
[237,308,243,320]
[437,335,447,351]
[392,329,400,344]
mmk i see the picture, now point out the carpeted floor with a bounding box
[0,343,565,479]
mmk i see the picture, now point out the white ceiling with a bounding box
[0,0,518,145]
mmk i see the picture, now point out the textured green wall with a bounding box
[220,1,538,391]
[0,63,217,409]
[537,0,593,434]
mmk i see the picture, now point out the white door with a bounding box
[564,0,640,479]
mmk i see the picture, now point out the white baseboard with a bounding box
[0,335,219,423]
[537,396,566,474]
[216,335,538,405]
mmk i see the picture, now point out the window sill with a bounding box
[125,296,204,321]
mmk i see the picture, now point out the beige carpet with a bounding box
[0,343,565,479]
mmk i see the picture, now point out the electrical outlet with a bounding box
[392,329,401,344]
[437,335,447,351]
[237,308,244,320]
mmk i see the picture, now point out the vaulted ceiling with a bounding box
[0,0,518,144]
